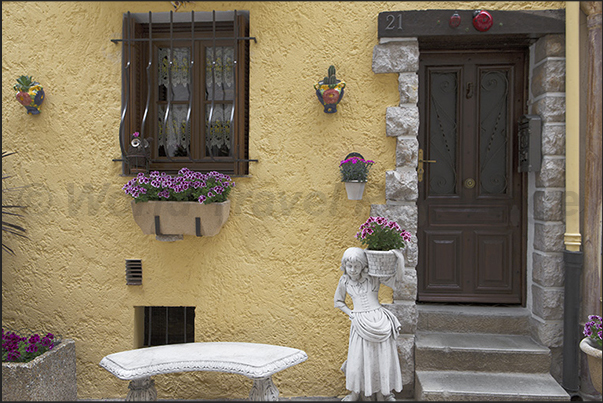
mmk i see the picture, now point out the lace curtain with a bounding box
[157,47,191,157]
[206,46,234,156]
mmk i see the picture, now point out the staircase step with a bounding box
[415,370,570,401]
[417,304,530,334]
[415,332,551,373]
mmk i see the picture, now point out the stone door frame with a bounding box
[372,30,568,394]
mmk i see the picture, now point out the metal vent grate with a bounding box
[125,259,142,285]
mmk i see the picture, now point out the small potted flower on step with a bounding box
[339,153,374,200]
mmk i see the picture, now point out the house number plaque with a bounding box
[378,12,404,37]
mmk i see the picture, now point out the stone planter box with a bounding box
[131,200,230,241]
[2,338,77,401]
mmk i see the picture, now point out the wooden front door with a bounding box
[417,50,526,304]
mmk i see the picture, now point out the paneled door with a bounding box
[417,51,526,304]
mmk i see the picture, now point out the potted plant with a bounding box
[123,168,234,241]
[339,153,374,200]
[13,75,45,115]
[355,216,411,280]
[2,328,77,401]
[580,314,602,394]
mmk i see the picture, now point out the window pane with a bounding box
[429,71,458,195]
[158,47,191,102]
[479,70,509,195]
[205,104,232,157]
[158,104,190,157]
[205,46,235,101]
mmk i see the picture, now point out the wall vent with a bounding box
[125,259,142,285]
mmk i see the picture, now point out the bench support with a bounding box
[126,377,157,401]
[249,376,279,401]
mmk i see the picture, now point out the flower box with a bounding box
[131,199,230,238]
[2,339,77,401]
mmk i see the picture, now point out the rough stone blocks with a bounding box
[386,106,419,138]
[385,169,418,202]
[372,40,419,74]
[532,252,565,287]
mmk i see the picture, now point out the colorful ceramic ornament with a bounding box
[314,65,345,113]
[472,10,493,32]
[14,75,45,115]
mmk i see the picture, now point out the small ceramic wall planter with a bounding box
[14,75,45,115]
[315,65,345,113]
[344,181,366,200]
[130,200,231,241]
[580,337,602,394]
[2,339,77,401]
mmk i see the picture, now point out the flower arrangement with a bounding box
[356,216,412,251]
[339,155,375,182]
[2,328,58,363]
[583,314,602,349]
[123,168,234,204]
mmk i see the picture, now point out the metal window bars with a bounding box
[111,10,257,173]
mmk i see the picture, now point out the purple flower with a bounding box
[26,344,38,353]
[198,195,207,204]
[132,131,140,137]
[29,334,40,344]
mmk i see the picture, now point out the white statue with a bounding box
[334,247,403,401]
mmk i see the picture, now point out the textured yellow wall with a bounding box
[2,1,564,399]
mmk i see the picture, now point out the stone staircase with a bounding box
[414,304,570,401]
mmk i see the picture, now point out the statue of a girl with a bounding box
[334,247,403,401]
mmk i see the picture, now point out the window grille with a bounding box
[111,11,257,176]
[143,306,195,347]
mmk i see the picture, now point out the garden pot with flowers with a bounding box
[2,328,77,401]
[123,168,234,241]
[580,314,602,394]
[339,153,374,200]
[355,216,412,280]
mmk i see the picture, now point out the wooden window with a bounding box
[120,11,250,176]
[143,306,195,347]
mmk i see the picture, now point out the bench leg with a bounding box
[126,377,157,401]
[249,376,279,401]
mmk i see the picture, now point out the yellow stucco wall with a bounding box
[2,1,564,399]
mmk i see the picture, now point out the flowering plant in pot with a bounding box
[122,168,235,239]
[339,153,374,200]
[2,327,76,401]
[355,216,411,279]
[580,314,602,393]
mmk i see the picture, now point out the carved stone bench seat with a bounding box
[99,342,308,401]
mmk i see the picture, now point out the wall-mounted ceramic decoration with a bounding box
[314,65,345,113]
[14,76,45,115]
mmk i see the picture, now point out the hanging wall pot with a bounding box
[315,65,345,113]
[14,75,45,115]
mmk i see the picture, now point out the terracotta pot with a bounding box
[344,181,366,200]
[580,337,602,394]
[131,200,230,239]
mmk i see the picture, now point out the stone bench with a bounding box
[99,342,308,401]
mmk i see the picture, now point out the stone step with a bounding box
[415,331,551,373]
[415,370,570,401]
[417,304,530,335]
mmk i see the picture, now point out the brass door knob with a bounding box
[464,178,476,188]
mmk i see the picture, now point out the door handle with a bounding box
[418,149,436,182]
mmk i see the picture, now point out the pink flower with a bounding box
[132,131,140,137]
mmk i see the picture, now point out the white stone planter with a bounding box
[344,181,366,200]
[365,249,404,278]
[580,337,602,394]
[2,339,77,401]
[131,200,230,241]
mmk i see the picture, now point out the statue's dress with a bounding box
[334,274,403,397]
